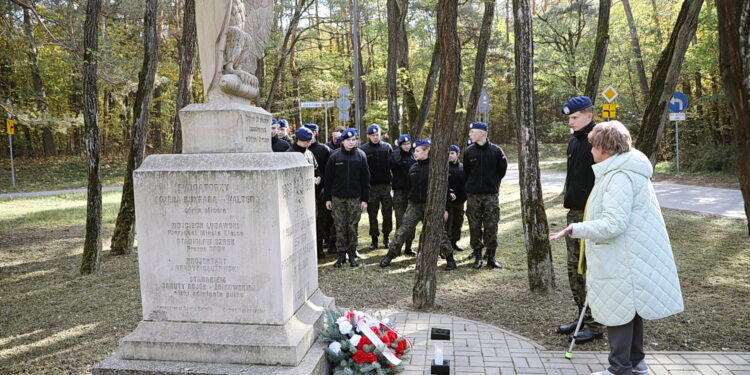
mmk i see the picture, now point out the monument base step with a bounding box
[92,338,330,375]
[116,290,334,366]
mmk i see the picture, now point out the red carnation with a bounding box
[352,350,378,364]
[386,329,399,341]
[357,336,372,350]
[395,339,408,355]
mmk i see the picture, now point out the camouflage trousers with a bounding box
[332,196,362,255]
[387,202,452,258]
[392,189,413,248]
[566,209,602,328]
[367,184,393,238]
[466,193,500,251]
[445,200,465,242]
[317,190,335,252]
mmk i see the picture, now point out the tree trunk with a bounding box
[386,0,401,140]
[412,40,440,140]
[584,0,611,102]
[464,0,496,129]
[412,0,460,309]
[716,0,750,232]
[622,0,650,101]
[22,2,55,157]
[150,85,162,152]
[80,0,102,275]
[396,1,418,133]
[634,0,703,165]
[513,0,555,294]
[110,0,159,255]
[171,0,195,154]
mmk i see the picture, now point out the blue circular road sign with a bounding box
[669,92,688,112]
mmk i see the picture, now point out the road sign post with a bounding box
[2,100,15,187]
[601,85,619,120]
[478,89,490,124]
[669,92,689,173]
[300,101,335,141]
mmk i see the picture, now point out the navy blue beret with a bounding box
[278,119,289,128]
[450,145,460,153]
[469,122,489,132]
[397,134,411,145]
[366,124,381,134]
[414,138,432,148]
[271,117,278,125]
[339,128,359,141]
[295,127,313,141]
[562,96,593,115]
[303,123,319,132]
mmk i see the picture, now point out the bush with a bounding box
[680,141,735,173]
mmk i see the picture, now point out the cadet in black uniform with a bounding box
[447,145,467,251]
[389,134,416,256]
[463,121,507,269]
[277,119,293,146]
[303,123,334,259]
[379,138,456,270]
[324,128,370,268]
[326,126,345,151]
[271,119,291,152]
[359,124,394,250]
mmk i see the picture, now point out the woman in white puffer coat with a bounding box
[550,121,684,375]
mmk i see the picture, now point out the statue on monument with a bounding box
[196,0,273,104]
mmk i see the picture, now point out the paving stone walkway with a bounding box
[381,311,750,375]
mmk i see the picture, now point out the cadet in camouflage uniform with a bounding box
[558,96,603,343]
[389,134,416,256]
[303,123,332,259]
[379,139,456,271]
[447,145,467,251]
[360,124,394,250]
[324,128,370,268]
[463,122,507,269]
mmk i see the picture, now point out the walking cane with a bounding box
[564,297,588,359]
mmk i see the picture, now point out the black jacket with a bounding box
[326,140,340,150]
[448,161,467,203]
[324,147,370,202]
[408,158,451,210]
[308,141,331,186]
[280,135,293,146]
[360,141,393,185]
[390,148,415,191]
[463,141,508,194]
[564,121,596,210]
[272,137,291,152]
[288,143,319,177]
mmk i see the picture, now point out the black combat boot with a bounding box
[379,254,393,267]
[486,248,502,269]
[333,253,346,268]
[451,241,464,251]
[369,236,378,250]
[383,235,389,248]
[348,251,360,267]
[472,249,483,269]
[444,254,457,271]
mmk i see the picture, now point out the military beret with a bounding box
[366,124,381,134]
[397,134,411,145]
[450,145,460,153]
[562,96,593,115]
[469,121,489,132]
[278,119,289,128]
[414,138,432,148]
[295,127,314,141]
[271,117,278,125]
[303,123,319,132]
[339,128,359,141]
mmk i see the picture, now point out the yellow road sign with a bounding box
[601,85,619,103]
[602,103,617,119]
[6,119,14,135]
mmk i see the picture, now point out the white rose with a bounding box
[337,320,353,335]
[336,316,348,324]
[328,341,342,355]
[349,334,362,347]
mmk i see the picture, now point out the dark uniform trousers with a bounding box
[386,202,452,258]
[466,193,500,251]
[367,184,393,239]
[607,314,645,375]
[317,190,335,253]
[565,209,603,330]
[445,200,465,242]
[392,189,413,247]
[332,196,362,256]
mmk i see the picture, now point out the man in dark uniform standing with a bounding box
[463,121,507,269]
[324,128,370,268]
[271,119,291,152]
[379,138,456,270]
[326,126,345,151]
[447,145,467,252]
[277,119,293,146]
[360,124,394,250]
[389,134,416,256]
[303,123,334,258]
[558,96,603,343]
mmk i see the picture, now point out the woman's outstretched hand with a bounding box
[549,224,574,241]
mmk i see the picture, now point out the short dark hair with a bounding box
[579,105,595,115]
[333,126,346,132]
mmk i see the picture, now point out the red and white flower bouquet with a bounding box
[320,309,411,375]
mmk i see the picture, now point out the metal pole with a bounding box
[8,133,15,187]
[675,121,680,173]
[324,105,329,143]
[351,0,362,136]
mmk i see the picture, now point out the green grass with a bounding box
[654,160,736,178]
[0,155,127,194]
[0,188,748,374]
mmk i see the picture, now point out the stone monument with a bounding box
[93,1,333,373]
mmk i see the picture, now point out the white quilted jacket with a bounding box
[571,149,684,326]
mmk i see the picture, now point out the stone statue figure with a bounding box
[196,0,273,104]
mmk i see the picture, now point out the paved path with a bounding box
[383,311,750,375]
[503,164,746,220]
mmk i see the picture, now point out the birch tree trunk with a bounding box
[622,0,650,100]
[513,0,555,293]
[110,0,159,255]
[584,0,611,102]
[716,0,750,232]
[634,0,703,165]
[80,0,102,275]
[413,0,460,309]
[171,0,196,154]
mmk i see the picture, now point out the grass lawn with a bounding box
[1,187,748,374]
[0,155,128,194]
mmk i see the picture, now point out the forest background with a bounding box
[0,0,737,176]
